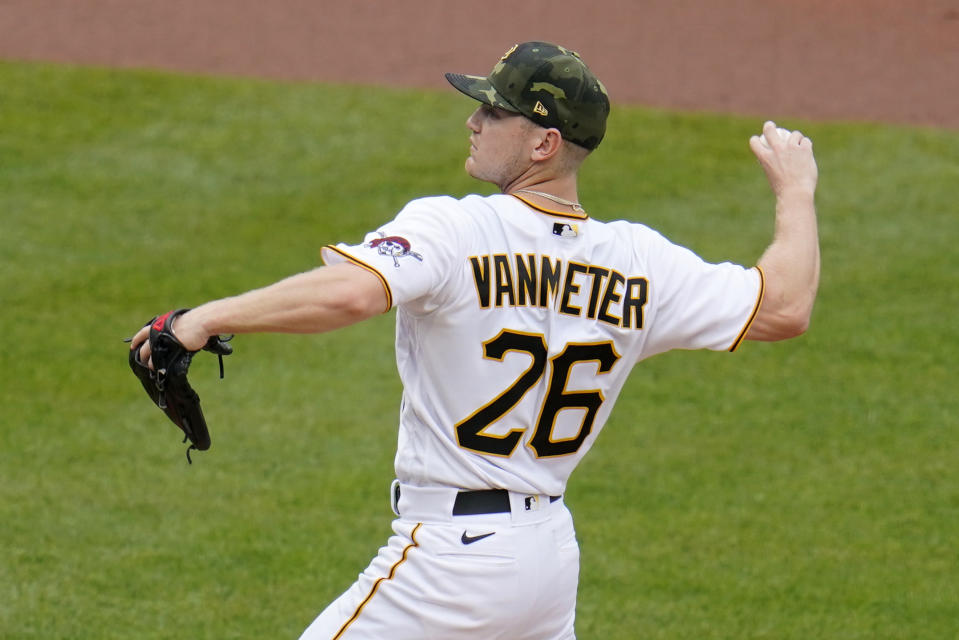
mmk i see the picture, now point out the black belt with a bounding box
[452,489,561,515]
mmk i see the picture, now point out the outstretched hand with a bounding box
[129,309,210,369]
[749,121,818,199]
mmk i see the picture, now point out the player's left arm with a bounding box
[131,262,388,361]
[745,121,820,342]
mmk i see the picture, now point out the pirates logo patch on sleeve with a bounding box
[365,233,424,268]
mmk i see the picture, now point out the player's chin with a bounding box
[464,156,482,179]
[465,156,505,188]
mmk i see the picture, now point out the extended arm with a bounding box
[745,121,820,342]
[131,261,388,362]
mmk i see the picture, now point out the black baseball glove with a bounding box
[128,308,233,462]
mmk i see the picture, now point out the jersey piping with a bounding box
[727,265,765,352]
[332,523,423,639]
[323,244,395,311]
[511,194,590,220]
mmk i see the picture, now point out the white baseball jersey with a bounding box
[321,194,763,497]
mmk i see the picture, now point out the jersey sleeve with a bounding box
[320,196,463,312]
[640,228,764,356]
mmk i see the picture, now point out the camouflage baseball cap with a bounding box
[446,42,610,151]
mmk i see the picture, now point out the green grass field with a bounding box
[1,61,957,639]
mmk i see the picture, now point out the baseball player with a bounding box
[131,41,819,639]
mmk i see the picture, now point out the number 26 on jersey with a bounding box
[455,329,620,458]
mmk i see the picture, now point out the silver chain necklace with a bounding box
[513,189,585,213]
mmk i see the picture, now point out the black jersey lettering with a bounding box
[598,271,625,326]
[559,262,588,316]
[470,256,492,308]
[585,265,610,319]
[467,254,647,331]
[622,277,648,329]
[493,254,515,307]
[515,254,537,306]
[539,256,562,308]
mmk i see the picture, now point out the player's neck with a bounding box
[505,177,581,213]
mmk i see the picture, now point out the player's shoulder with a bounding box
[399,193,516,228]
[400,193,493,217]
[580,217,697,277]
[590,216,669,247]
[402,193,498,208]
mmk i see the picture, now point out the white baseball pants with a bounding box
[298,483,579,639]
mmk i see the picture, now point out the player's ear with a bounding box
[530,128,564,163]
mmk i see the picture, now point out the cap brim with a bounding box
[444,72,520,112]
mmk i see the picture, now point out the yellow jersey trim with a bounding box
[333,522,422,639]
[323,244,394,311]
[511,194,590,220]
[728,265,765,352]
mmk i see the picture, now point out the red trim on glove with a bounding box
[152,310,174,332]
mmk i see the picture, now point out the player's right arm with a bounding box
[131,262,388,359]
[745,121,820,342]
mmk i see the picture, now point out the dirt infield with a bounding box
[1,0,956,128]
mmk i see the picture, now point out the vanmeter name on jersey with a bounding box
[469,253,649,329]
